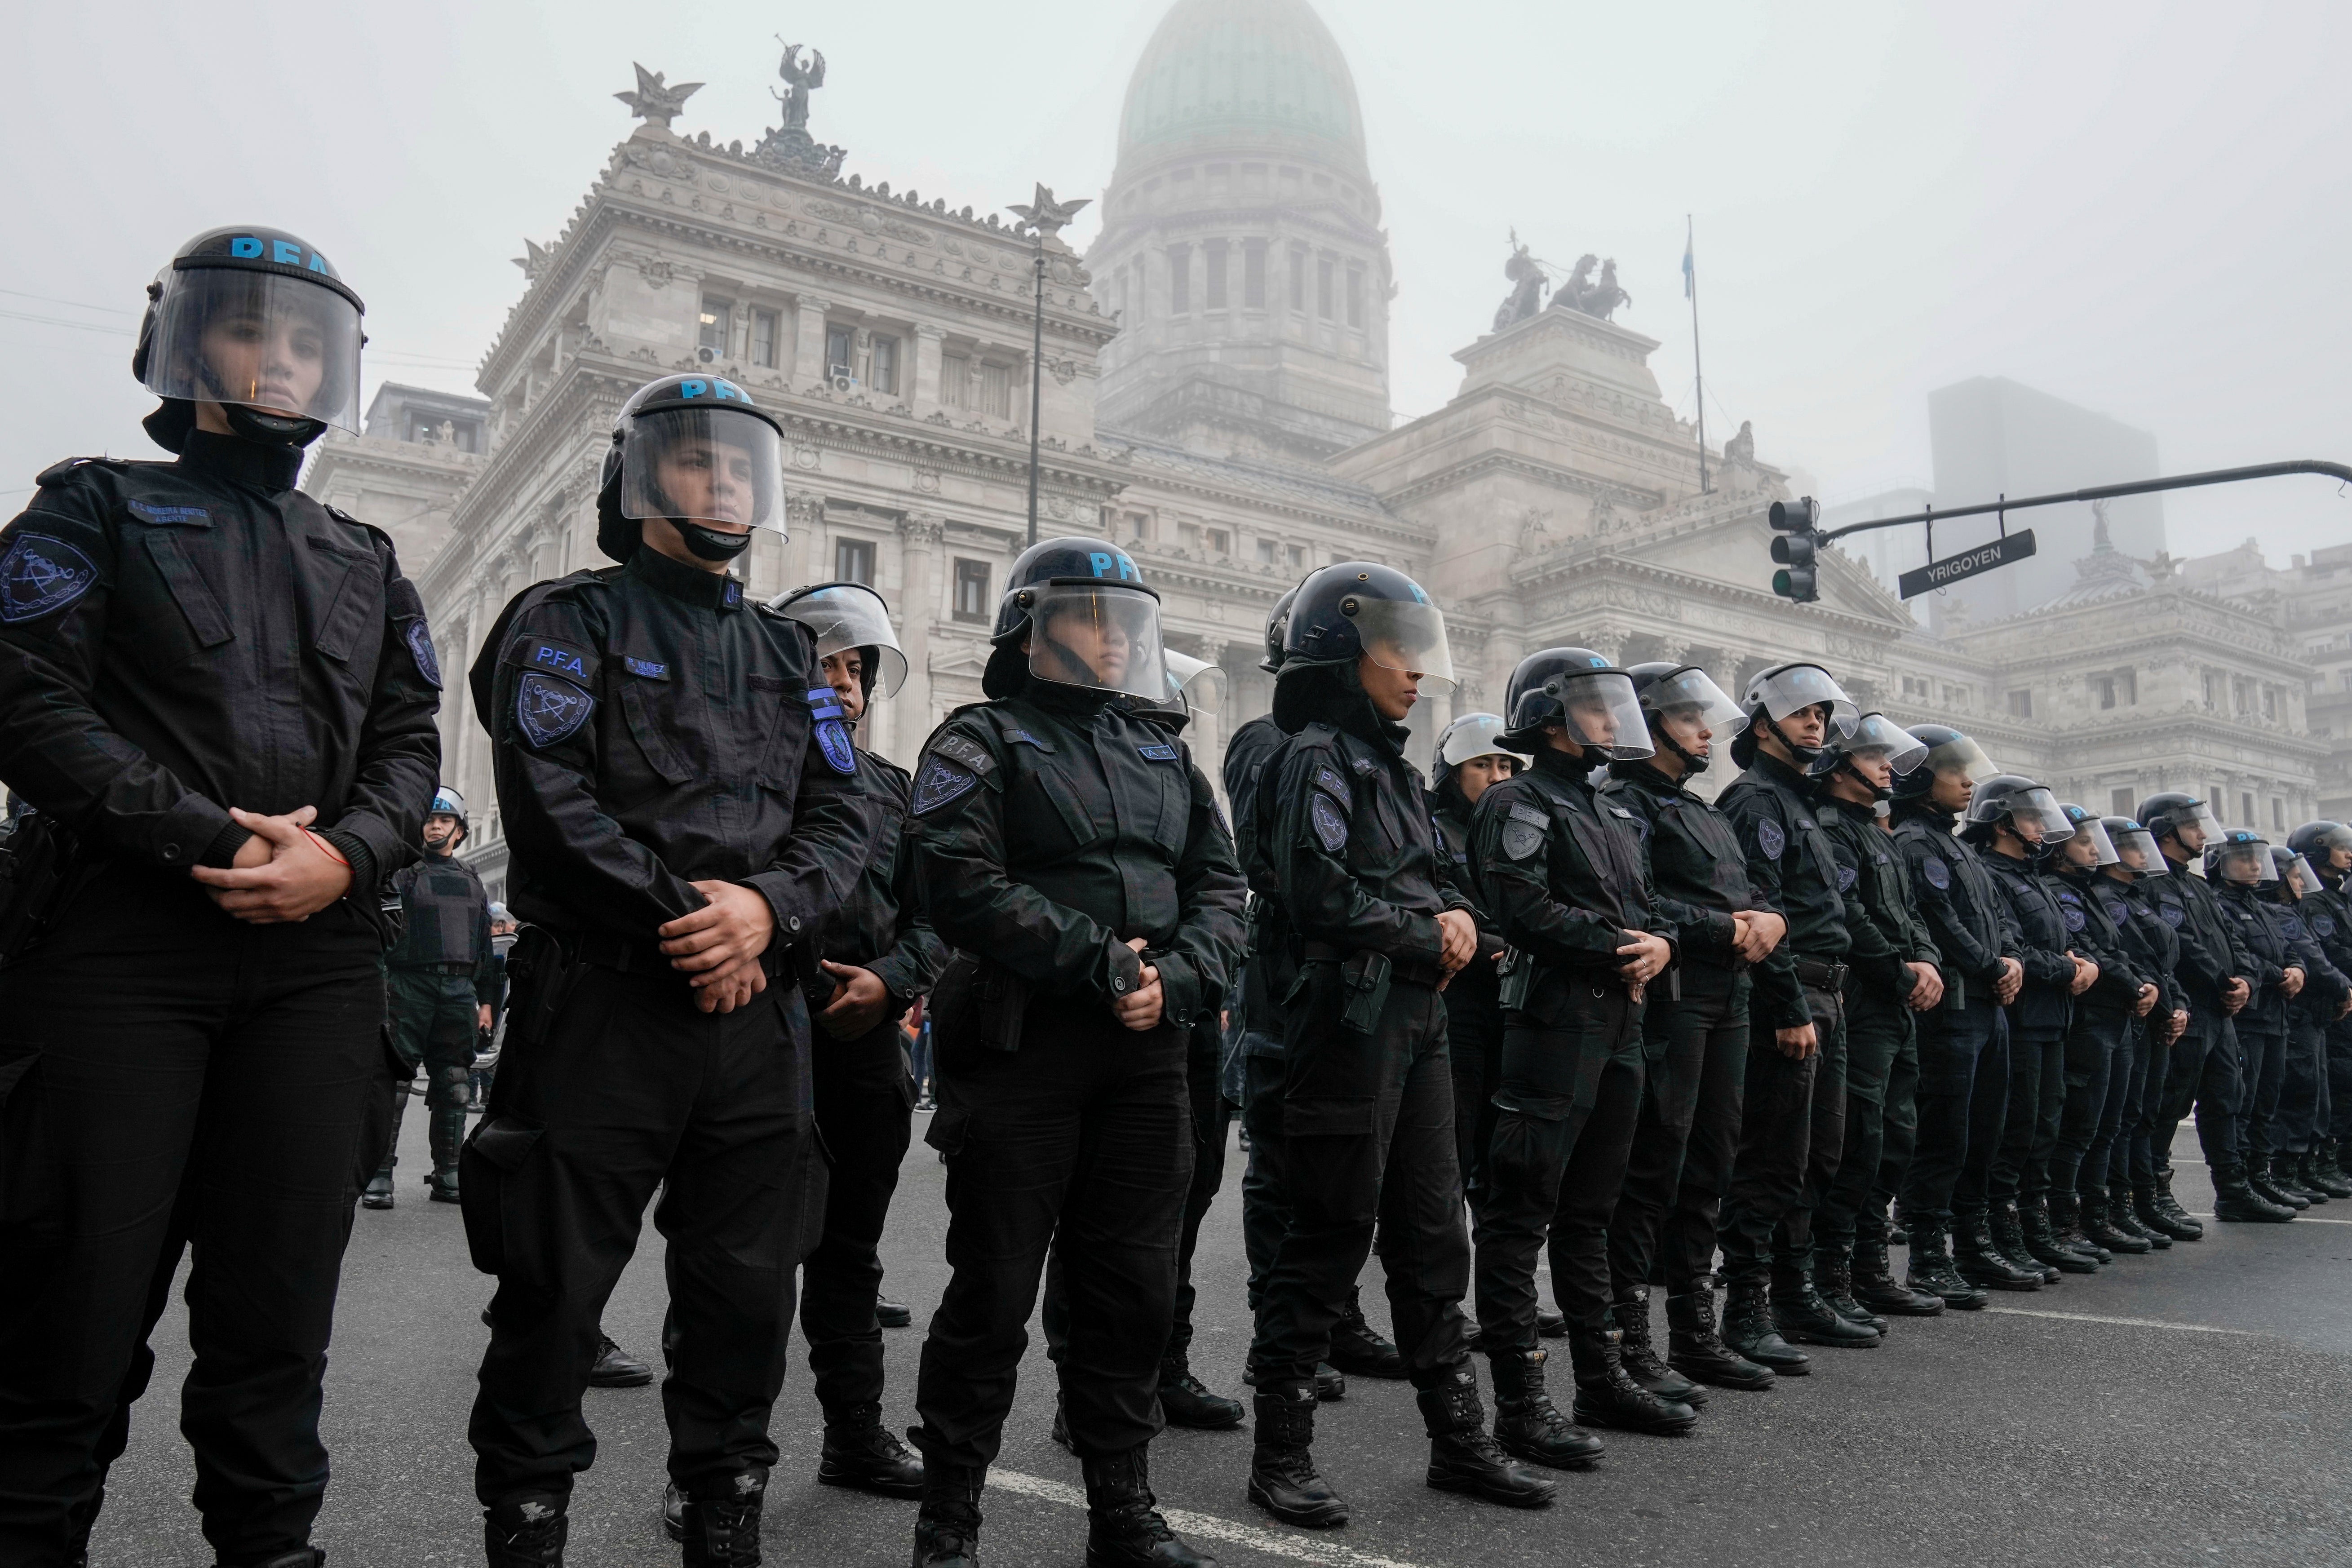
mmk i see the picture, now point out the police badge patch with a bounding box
[2160,902,2184,928]
[1922,857,1950,891]
[1837,864,1857,892]
[405,619,442,689]
[2061,898,2086,934]
[911,754,978,815]
[515,673,594,748]
[1756,819,1786,860]
[2285,916,2307,940]
[806,685,858,777]
[2316,915,2338,937]
[2103,895,2131,926]
[1311,794,1349,852]
[0,533,97,625]
[1502,803,1547,862]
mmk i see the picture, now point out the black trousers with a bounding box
[2154,1013,2242,1174]
[1861,1011,1921,1245]
[1251,970,1467,1391]
[1446,991,1506,1222]
[1608,975,1749,1296]
[1719,983,1846,1291]
[1817,981,1910,1252]
[1238,1047,1289,1314]
[464,949,816,1505]
[2328,1015,2352,1142]
[378,966,479,1182]
[1900,998,1999,1227]
[803,1015,916,1421]
[2049,1011,2125,1195]
[0,872,383,1565]
[2079,1022,2143,1193]
[2277,1010,2330,1153]
[2235,1024,2289,1165]
[914,997,1190,1469]
[1475,989,1645,1347]
[1953,1010,2017,1220]
[1044,1020,1231,1370]
[2125,1021,2176,1190]
[1988,1020,2067,1204]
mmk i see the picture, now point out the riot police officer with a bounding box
[1968,776,2099,1277]
[2263,845,2352,1200]
[463,373,873,1567]
[1887,726,2016,1307]
[0,226,440,1567]
[2089,817,2186,1250]
[767,581,944,1494]
[2205,833,2310,1211]
[1471,648,1688,1451]
[366,785,497,1209]
[1714,664,1863,1369]
[1599,665,1790,1394]
[1807,716,1946,1326]
[2137,794,2280,1224]
[2286,820,2352,1192]
[1429,712,1522,1225]
[1245,563,1552,1525]
[904,536,1245,1568]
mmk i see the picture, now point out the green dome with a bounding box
[1116,0,1367,176]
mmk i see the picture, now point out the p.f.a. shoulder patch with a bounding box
[516,672,594,748]
[806,685,859,777]
[0,533,98,625]
[1921,856,1950,891]
[911,753,979,815]
[1755,818,1787,861]
[1501,802,1549,862]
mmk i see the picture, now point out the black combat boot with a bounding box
[2212,1164,2296,1223]
[1813,1248,1890,1333]
[1246,1362,1345,1400]
[2319,1140,2352,1192]
[1082,1446,1216,1568]
[2030,1195,2103,1268]
[1158,1360,1245,1431]
[677,1468,766,1567]
[483,1495,568,1567]
[586,1334,653,1388]
[1719,1282,1811,1374]
[877,1294,914,1328]
[1769,1267,1880,1348]
[1535,1306,1568,1338]
[2303,1149,2352,1199]
[1609,1290,1707,1407]
[1566,1329,1698,1435]
[1902,1223,1987,1311]
[1328,1292,1405,1378]
[1852,1237,1944,1316]
[912,1464,985,1568]
[1989,1202,2061,1282]
[1247,1385,1347,1528]
[360,1169,394,1211]
[2272,1153,2326,1205]
[819,1404,925,1497]
[2078,1189,2151,1254]
[1954,1211,2042,1290]
[1417,1371,1557,1508]
[1485,1345,1605,1468]
[1664,1290,1776,1390]
[2103,1194,2170,1249]
[2140,1175,2202,1240]
[2248,1156,2309,1210]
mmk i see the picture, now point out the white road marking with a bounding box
[992,1470,1438,1568]
[2185,1211,2352,1225]
[1982,1307,2255,1335]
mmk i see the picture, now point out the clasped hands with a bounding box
[189,805,351,923]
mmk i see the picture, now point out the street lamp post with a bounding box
[1007,183,1089,551]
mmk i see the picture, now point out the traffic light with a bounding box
[1770,496,1822,603]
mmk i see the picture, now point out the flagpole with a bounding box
[1686,214,1710,496]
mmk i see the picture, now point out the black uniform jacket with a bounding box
[1815,795,1940,1004]
[1892,806,2020,1010]
[1259,711,1472,976]
[1225,711,1292,1040]
[907,681,1245,1030]
[2145,859,2255,1017]
[1981,850,2078,1035]
[1719,752,1853,1030]
[2115,875,2181,1022]
[1603,759,1794,1010]
[2292,882,2352,1020]
[821,749,948,1012]
[2213,881,2299,1036]
[389,847,498,1000]
[471,547,873,951]
[0,431,440,892]
[2049,866,2146,1026]
[1432,790,1507,1021]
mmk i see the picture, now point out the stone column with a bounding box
[793,293,832,390]
[912,324,945,416]
[784,494,823,592]
[895,513,943,758]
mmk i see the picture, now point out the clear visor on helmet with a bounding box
[1998,786,2075,842]
[2305,823,2352,857]
[1162,648,1227,715]
[2208,841,2278,885]
[1922,733,2000,786]
[2175,802,2228,843]
[2282,855,2322,897]
[141,266,364,431]
[775,583,907,699]
[1641,668,1746,737]
[1027,582,1167,700]
[1751,665,1859,737]
[1439,712,1519,768]
[2104,822,2169,877]
[1346,596,1456,693]
[2065,816,2120,866]
[619,405,786,532]
[1543,671,1654,761]
[1843,713,1929,775]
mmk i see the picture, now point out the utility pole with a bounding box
[1685,215,1709,496]
[1006,183,1089,551]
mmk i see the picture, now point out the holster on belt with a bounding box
[1337,949,1392,1034]
[933,951,1029,1054]
[0,814,79,970]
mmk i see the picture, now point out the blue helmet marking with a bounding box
[231,236,264,257]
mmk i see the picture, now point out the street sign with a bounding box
[1898,529,2037,600]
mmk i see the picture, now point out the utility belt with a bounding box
[1301,940,1444,990]
[568,928,793,983]
[393,960,482,977]
[1793,957,1850,992]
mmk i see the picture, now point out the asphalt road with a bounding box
[89,1115,2352,1567]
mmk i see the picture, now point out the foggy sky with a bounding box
[7,1,2349,585]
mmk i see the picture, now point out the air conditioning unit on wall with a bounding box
[830,373,856,394]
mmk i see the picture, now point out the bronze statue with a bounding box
[1491,230,1549,332]
[1579,258,1632,321]
[774,43,827,133]
[1722,419,1754,465]
[614,63,703,131]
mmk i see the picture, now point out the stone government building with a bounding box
[301,0,2333,896]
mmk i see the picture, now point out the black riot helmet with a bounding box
[1281,562,1456,689]
[2288,821,2352,886]
[2270,843,2321,900]
[1891,723,1998,807]
[769,580,908,701]
[2203,828,2278,887]
[1260,585,1302,673]
[2102,815,2170,879]
[597,374,789,564]
[1625,661,1744,776]
[1963,774,2075,848]
[1727,662,1858,770]
[2138,792,2225,858]
[1816,711,1930,800]
[2052,802,2119,872]
[1500,647,1652,760]
[983,536,1165,700]
[134,225,367,452]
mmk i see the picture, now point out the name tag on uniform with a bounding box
[1137,742,1178,761]
[622,656,669,679]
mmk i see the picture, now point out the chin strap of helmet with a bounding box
[1647,721,1709,777]
[1759,711,1825,772]
[221,403,327,449]
[677,523,752,561]
[1834,752,1891,802]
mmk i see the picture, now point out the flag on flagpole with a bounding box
[1682,232,1695,299]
